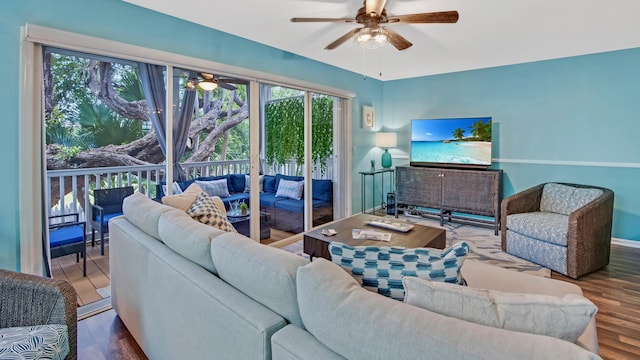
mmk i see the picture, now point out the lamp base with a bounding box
[381,149,392,168]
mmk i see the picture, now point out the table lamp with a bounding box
[375,132,397,168]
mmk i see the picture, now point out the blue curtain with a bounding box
[138,64,197,181]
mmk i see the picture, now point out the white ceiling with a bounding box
[124,0,640,81]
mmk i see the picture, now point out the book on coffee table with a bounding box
[351,229,391,242]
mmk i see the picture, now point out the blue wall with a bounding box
[381,48,640,241]
[2,1,637,270]
[0,0,383,270]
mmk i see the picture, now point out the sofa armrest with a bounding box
[501,183,545,250]
[271,325,346,360]
[0,269,78,360]
[566,187,614,278]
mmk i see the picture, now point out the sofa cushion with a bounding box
[187,193,237,232]
[329,241,470,301]
[507,211,569,246]
[540,183,603,216]
[0,325,69,360]
[275,179,304,200]
[311,179,332,202]
[244,174,264,193]
[162,183,205,210]
[227,174,246,193]
[210,233,309,327]
[162,181,183,196]
[123,192,175,240]
[158,208,226,274]
[263,175,276,193]
[296,258,597,360]
[403,277,597,343]
[196,178,231,198]
[275,174,304,191]
[259,192,280,208]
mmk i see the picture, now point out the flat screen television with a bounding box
[410,117,492,169]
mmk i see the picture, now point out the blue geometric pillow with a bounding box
[329,241,470,301]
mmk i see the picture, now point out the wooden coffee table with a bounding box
[303,213,446,260]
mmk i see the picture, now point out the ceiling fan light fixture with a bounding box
[355,26,388,49]
[198,78,218,91]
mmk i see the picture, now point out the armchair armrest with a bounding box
[91,204,105,223]
[566,186,614,278]
[0,269,77,359]
[500,183,545,250]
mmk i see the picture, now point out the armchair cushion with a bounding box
[0,324,69,360]
[49,225,84,247]
[507,211,569,247]
[540,183,603,216]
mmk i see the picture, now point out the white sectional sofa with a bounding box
[110,193,601,360]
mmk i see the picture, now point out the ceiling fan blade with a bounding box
[388,11,459,24]
[325,28,361,50]
[291,17,357,23]
[216,81,236,91]
[365,0,387,17]
[383,27,412,51]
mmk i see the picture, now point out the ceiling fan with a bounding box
[291,0,458,51]
[186,72,237,91]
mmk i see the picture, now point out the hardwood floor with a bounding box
[551,244,640,360]
[78,242,640,360]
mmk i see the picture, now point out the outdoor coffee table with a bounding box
[227,209,271,240]
[303,213,446,260]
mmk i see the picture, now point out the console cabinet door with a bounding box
[396,167,441,208]
[441,169,499,217]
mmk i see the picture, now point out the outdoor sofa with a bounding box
[157,173,333,233]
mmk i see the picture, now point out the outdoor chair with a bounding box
[501,182,614,279]
[91,186,134,256]
[0,268,78,360]
[49,213,87,277]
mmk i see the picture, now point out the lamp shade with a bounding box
[375,132,397,148]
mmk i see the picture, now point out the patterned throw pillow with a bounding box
[186,193,237,232]
[275,179,304,200]
[329,241,470,301]
[244,174,264,193]
[195,179,231,198]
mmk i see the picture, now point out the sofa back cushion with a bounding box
[296,258,598,360]
[211,234,309,327]
[312,179,332,203]
[122,192,175,240]
[158,209,226,274]
[540,183,603,215]
[403,277,597,343]
[263,175,276,193]
[228,174,246,193]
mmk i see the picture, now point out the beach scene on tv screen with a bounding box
[411,117,492,165]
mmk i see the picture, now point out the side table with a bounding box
[359,168,395,214]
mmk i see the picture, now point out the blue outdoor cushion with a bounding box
[259,193,280,208]
[263,175,276,193]
[228,174,246,193]
[312,179,332,202]
[50,225,84,247]
[97,212,123,227]
[274,198,329,213]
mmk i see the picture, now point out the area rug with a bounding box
[279,214,551,277]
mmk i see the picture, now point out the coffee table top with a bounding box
[304,213,445,249]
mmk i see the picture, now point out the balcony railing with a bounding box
[46,158,332,228]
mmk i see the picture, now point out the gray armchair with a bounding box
[501,182,614,279]
[0,269,77,359]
